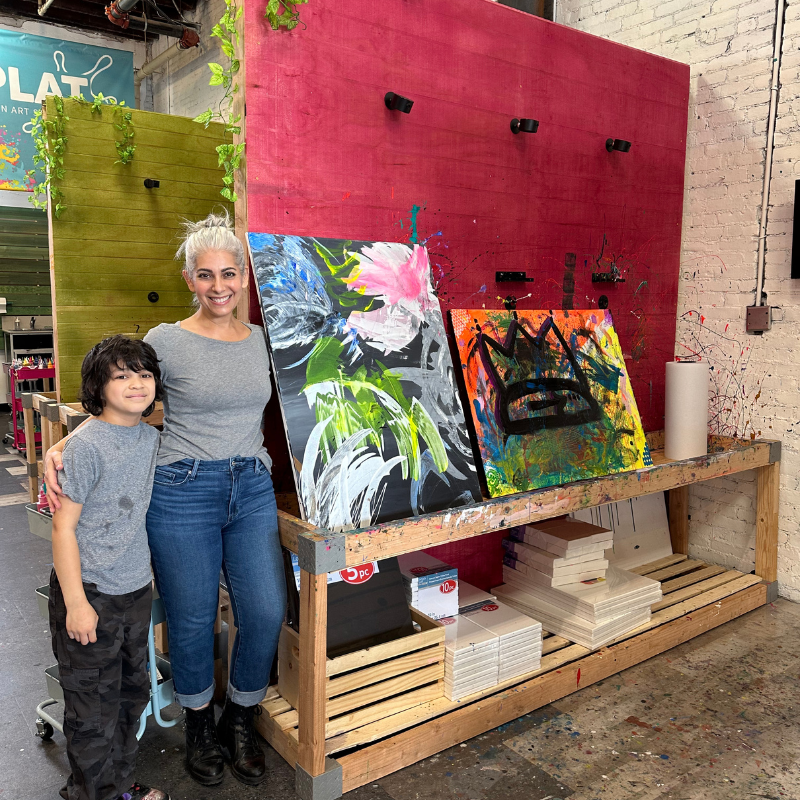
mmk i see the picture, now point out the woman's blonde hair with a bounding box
[176,209,245,279]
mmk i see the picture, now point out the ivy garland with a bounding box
[30,96,67,219]
[93,93,137,165]
[29,94,137,218]
[194,0,244,202]
[195,0,307,202]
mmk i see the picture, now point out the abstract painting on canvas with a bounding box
[451,309,649,497]
[249,233,483,531]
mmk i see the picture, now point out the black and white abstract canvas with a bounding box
[248,233,483,532]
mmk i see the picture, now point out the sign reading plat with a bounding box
[249,233,483,531]
[451,309,651,496]
[0,29,134,191]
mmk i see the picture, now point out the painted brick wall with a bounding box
[558,0,800,600]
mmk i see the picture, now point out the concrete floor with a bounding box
[2,414,800,800]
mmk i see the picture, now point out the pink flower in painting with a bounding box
[345,243,437,354]
[346,243,432,305]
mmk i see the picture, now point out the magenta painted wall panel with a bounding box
[244,0,689,587]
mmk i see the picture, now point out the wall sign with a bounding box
[0,29,134,191]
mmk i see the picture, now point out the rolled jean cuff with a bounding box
[227,682,268,707]
[176,681,215,709]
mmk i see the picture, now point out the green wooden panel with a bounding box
[64,133,222,171]
[59,152,225,186]
[53,256,185,276]
[0,219,49,236]
[0,259,50,273]
[5,295,53,310]
[56,289,192,307]
[59,171,228,202]
[0,284,51,296]
[0,272,51,286]
[61,100,227,140]
[53,221,186,246]
[55,240,179,260]
[60,188,228,215]
[56,272,186,292]
[8,304,52,315]
[53,205,202,231]
[66,116,228,150]
[49,98,229,396]
[0,244,49,259]
[0,203,52,315]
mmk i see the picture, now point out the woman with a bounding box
[46,211,286,788]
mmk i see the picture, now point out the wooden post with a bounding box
[38,400,53,457]
[21,395,38,503]
[233,4,249,322]
[297,569,327,777]
[756,462,779,582]
[44,402,64,449]
[668,486,689,555]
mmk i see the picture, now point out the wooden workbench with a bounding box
[262,432,780,799]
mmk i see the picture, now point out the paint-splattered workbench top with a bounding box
[276,432,780,572]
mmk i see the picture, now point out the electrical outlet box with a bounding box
[746,305,771,333]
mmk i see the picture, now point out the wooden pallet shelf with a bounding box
[259,433,780,799]
[256,554,763,761]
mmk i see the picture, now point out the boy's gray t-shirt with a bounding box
[58,418,159,595]
[143,322,272,469]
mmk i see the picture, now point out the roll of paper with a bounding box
[665,361,709,460]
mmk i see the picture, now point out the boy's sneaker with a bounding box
[119,783,170,800]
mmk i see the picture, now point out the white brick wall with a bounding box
[558,0,800,600]
[148,0,227,119]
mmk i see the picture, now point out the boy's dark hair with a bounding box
[79,335,164,417]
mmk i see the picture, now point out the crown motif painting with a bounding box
[249,234,483,532]
[451,309,650,497]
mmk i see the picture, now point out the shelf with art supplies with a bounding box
[3,358,56,451]
[244,233,781,799]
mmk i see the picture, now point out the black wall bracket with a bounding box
[496,271,535,283]
[591,271,625,284]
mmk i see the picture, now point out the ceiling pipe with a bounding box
[134,27,199,107]
[38,0,58,16]
[105,0,139,28]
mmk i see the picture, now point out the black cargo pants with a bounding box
[49,570,153,800]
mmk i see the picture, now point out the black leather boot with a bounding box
[217,700,267,785]
[184,705,225,786]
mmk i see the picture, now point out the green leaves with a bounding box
[197,0,306,203]
[28,102,67,217]
[113,103,136,165]
[195,0,248,204]
[265,0,306,30]
[208,62,226,85]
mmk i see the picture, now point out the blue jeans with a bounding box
[146,457,286,708]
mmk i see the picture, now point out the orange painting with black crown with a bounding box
[450,309,651,497]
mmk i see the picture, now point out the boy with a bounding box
[49,336,169,800]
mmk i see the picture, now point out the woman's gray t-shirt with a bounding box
[144,322,273,469]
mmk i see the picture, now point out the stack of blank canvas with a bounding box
[397,552,459,620]
[495,518,661,650]
[442,615,499,701]
[502,518,612,587]
[463,601,542,682]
